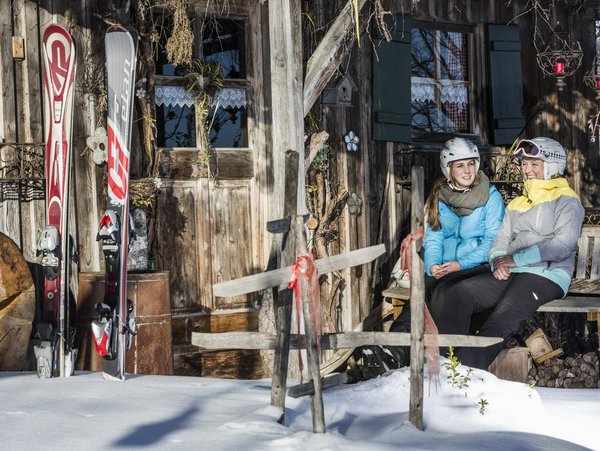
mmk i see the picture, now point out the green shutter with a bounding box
[372,15,411,143]
[487,24,526,145]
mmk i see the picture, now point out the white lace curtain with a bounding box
[411,80,469,106]
[155,86,247,108]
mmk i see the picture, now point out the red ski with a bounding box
[92,25,138,381]
[34,24,77,378]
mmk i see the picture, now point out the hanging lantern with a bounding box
[536,21,582,91]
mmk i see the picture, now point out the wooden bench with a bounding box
[538,225,600,346]
[381,286,409,320]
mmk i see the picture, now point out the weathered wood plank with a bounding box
[409,166,425,431]
[213,243,386,297]
[575,235,590,280]
[212,181,254,310]
[191,331,503,350]
[271,150,300,419]
[301,249,325,433]
[268,0,304,215]
[156,182,201,311]
[303,0,368,115]
[288,372,349,398]
[0,0,16,142]
[537,297,600,313]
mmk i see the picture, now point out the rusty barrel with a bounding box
[75,271,173,375]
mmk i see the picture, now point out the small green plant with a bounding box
[443,346,473,390]
[478,398,489,415]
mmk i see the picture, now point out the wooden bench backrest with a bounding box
[575,225,600,280]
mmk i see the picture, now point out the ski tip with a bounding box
[106,24,138,37]
[107,23,128,32]
[43,23,73,41]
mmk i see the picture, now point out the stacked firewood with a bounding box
[529,352,600,388]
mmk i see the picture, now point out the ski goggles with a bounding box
[513,140,540,158]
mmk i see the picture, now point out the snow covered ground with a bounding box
[1,361,598,450]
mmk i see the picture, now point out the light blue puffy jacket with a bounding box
[424,185,505,276]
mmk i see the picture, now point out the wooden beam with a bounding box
[288,372,349,398]
[268,0,305,214]
[303,0,367,116]
[271,150,300,415]
[191,331,503,350]
[537,297,600,313]
[409,166,425,431]
[213,243,385,297]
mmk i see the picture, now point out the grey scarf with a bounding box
[438,172,490,217]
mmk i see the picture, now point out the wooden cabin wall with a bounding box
[2,0,598,380]
[0,1,101,273]
[306,0,600,332]
[154,1,270,377]
[403,0,600,206]
[0,0,46,260]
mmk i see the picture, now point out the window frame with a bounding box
[153,13,251,152]
[410,20,481,144]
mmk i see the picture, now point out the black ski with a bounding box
[92,25,138,381]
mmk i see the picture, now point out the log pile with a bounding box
[0,232,35,371]
[528,352,600,388]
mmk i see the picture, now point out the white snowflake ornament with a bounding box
[86,126,108,166]
[344,130,359,152]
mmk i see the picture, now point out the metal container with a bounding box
[75,271,173,375]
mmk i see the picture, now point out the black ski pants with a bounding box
[385,265,490,366]
[435,271,564,370]
[389,265,490,334]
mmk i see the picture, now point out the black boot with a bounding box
[359,345,401,380]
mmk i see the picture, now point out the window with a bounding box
[373,17,524,145]
[411,27,472,134]
[203,19,248,148]
[155,17,248,149]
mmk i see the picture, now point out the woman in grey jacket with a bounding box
[436,137,585,370]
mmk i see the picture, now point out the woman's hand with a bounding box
[493,266,511,280]
[492,255,515,280]
[441,261,461,274]
[493,255,516,269]
[429,264,444,279]
[429,261,461,279]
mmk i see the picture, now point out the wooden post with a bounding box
[300,251,325,433]
[269,150,325,433]
[268,0,305,214]
[271,150,299,419]
[409,166,425,430]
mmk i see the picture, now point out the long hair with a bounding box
[425,178,447,230]
[426,160,481,230]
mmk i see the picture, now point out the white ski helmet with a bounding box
[439,138,480,180]
[513,137,567,180]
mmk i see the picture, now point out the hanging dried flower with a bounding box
[165,0,194,67]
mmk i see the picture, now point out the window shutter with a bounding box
[487,24,526,145]
[372,15,411,143]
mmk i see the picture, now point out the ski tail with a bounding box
[37,23,77,378]
[95,25,138,381]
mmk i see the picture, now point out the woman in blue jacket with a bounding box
[359,138,505,376]
[421,138,505,319]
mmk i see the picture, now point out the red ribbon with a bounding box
[288,254,322,383]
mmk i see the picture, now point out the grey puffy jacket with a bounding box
[489,195,584,278]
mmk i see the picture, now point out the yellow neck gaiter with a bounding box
[508,178,579,212]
